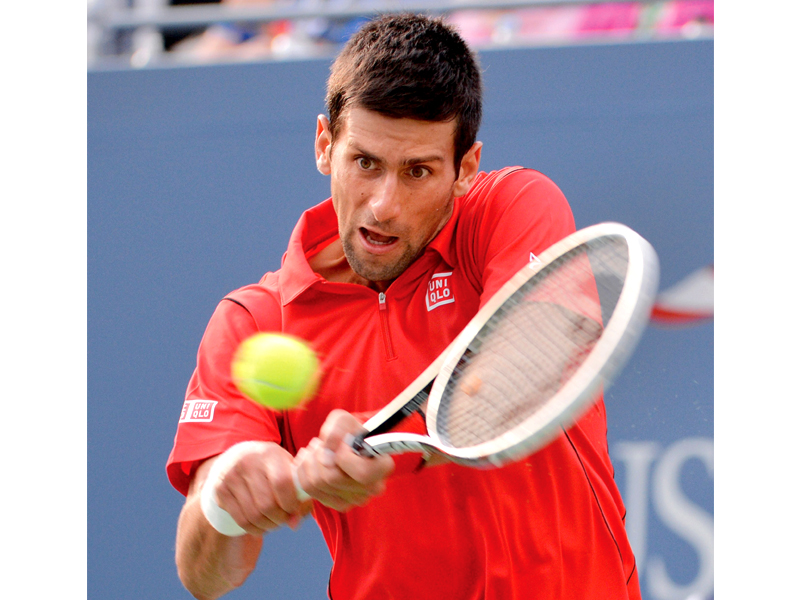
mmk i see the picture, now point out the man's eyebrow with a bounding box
[402,155,445,166]
[349,145,381,162]
[349,144,445,166]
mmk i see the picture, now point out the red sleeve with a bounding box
[165,296,284,496]
[466,168,576,304]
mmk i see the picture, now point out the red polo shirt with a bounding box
[167,167,641,600]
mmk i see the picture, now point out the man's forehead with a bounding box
[336,107,458,152]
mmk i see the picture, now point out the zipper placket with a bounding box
[378,292,397,360]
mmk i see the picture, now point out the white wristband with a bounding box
[199,441,266,537]
[200,479,247,537]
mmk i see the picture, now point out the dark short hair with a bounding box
[326,13,483,172]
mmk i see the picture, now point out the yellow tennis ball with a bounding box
[231,333,320,410]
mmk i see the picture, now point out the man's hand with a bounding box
[205,441,313,535]
[293,410,395,512]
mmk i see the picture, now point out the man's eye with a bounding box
[409,166,429,178]
[357,157,374,169]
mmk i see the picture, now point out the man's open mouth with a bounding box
[361,228,398,246]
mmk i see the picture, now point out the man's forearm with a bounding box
[175,463,263,600]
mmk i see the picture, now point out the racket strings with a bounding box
[436,239,628,450]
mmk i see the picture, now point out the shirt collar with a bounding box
[278,199,338,305]
[278,194,464,305]
[426,170,492,268]
[424,196,461,269]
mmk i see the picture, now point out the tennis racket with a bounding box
[347,221,659,468]
[292,222,658,503]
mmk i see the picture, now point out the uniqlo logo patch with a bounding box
[179,400,218,423]
[426,272,455,311]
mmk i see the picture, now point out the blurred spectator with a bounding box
[655,0,714,37]
[105,0,715,65]
[163,0,222,52]
[574,2,641,39]
[449,0,713,50]
[307,13,371,47]
[497,7,585,45]
[445,10,506,47]
[168,0,370,61]
[170,0,296,61]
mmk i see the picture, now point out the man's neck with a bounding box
[307,237,390,292]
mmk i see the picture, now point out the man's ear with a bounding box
[453,141,483,197]
[315,115,333,175]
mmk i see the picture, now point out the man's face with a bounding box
[315,107,481,289]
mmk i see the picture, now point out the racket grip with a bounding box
[350,433,380,457]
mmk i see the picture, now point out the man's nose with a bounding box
[368,174,402,223]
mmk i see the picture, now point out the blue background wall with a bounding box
[88,38,712,600]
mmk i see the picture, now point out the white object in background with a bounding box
[130,0,166,67]
[651,265,713,326]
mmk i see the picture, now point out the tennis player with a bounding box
[168,13,641,600]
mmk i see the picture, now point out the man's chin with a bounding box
[343,236,419,283]
[353,261,403,284]
[348,252,405,284]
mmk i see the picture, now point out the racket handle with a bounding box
[350,432,374,456]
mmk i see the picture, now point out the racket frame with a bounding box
[360,222,659,467]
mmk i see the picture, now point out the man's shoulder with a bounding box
[224,280,280,303]
[221,278,282,331]
[462,167,563,210]
[458,167,569,223]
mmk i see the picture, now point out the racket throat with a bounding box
[354,432,438,459]
[358,381,432,442]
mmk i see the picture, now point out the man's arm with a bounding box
[175,442,311,600]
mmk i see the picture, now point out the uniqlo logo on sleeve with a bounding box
[179,400,218,423]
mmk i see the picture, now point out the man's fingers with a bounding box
[208,441,313,535]
[264,454,307,512]
[319,410,366,452]
[214,480,276,535]
[316,412,393,495]
[294,437,387,510]
[214,466,290,535]
[333,439,394,495]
